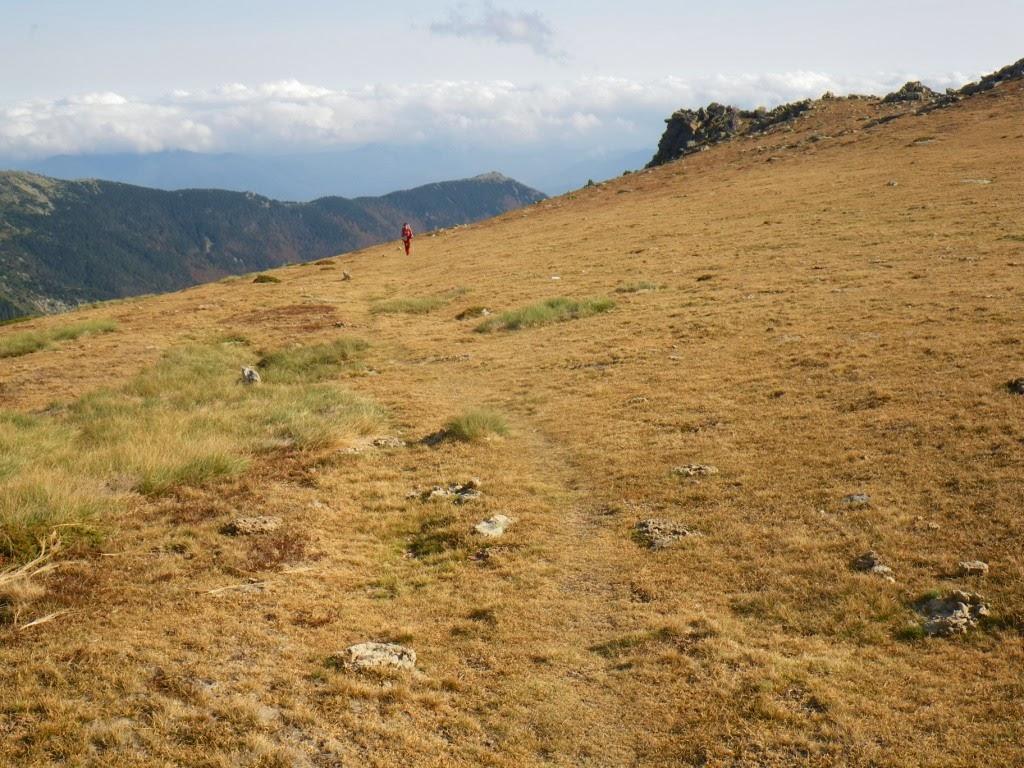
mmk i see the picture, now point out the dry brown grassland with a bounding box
[0,81,1022,767]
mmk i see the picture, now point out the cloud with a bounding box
[430,3,563,59]
[0,70,978,159]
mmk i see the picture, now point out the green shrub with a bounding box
[443,408,509,442]
[476,297,614,332]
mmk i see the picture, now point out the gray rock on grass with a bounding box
[333,642,416,671]
[222,516,282,536]
[634,519,699,549]
[240,366,262,385]
[475,515,514,538]
[918,591,990,637]
[852,551,896,582]
[958,560,989,577]
[672,464,719,478]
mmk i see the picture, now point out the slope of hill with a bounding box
[0,70,1022,766]
[0,171,545,317]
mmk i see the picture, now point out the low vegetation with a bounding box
[476,296,614,331]
[443,408,510,442]
[371,296,448,315]
[0,318,116,358]
[615,281,659,294]
[0,338,382,562]
[252,274,281,284]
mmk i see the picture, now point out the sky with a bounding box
[1,0,1022,161]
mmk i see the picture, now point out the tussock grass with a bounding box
[372,296,449,315]
[257,337,368,383]
[0,318,116,359]
[0,338,383,561]
[443,408,510,442]
[372,288,468,315]
[252,274,281,284]
[476,297,614,332]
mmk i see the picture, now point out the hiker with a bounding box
[401,222,414,255]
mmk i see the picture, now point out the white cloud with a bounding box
[0,70,978,159]
[430,3,563,59]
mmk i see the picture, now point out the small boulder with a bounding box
[333,642,416,671]
[841,493,871,508]
[958,560,990,577]
[474,515,514,538]
[341,271,352,281]
[420,479,482,504]
[221,516,282,536]
[240,366,262,385]
[672,464,719,478]
[372,436,406,449]
[634,519,699,549]
[1007,378,1024,395]
[918,591,990,637]
[852,551,896,582]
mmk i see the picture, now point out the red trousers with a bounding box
[403,239,412,255]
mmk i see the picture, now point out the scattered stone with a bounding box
[341,271,352,281]
[221,516,282,536]
[332,642,416,672]
[918,591,990,637]
[913,516,941,531]
[634,519,699,549]
[455,306,492,320]
[240,366,262,385]
[1007,378,1024,395]
[417,479,482,504]
[958,560,990,577]
[372,436,406,449]
[474,515,514,538]
[841,493,871,508]
[672,464,719,478]
[852,551,896,582]
[887,180,899,187]
[960,178,992,185]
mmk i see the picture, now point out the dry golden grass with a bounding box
[0,82,1022,766]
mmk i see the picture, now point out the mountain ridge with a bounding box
[0,170,545,318]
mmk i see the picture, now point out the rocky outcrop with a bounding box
[647,99,812,167]
[959,57,1024,96]
[882,81,938,103]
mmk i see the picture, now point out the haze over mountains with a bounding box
[0,171,544,318]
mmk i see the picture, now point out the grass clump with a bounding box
[0,318,117,359]
[252,274,281,284]
[615,281,658,294]
[257,338,368,383]
[371,296,448,315]
[476,297,614,332]
[0,338,384,561]
[443,408,509,442]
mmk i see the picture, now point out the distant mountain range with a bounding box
[5,144,651,201]
[0,171,545,318]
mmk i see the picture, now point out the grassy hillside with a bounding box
[0,76,1021,767]
[0,171,545,315]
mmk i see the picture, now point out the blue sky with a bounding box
[1,1,1021,159]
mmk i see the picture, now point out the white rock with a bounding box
[475,515,514,538]
[338,642,416,671]
[240,366,262,384]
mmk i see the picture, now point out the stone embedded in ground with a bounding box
[634,519,699,549]
[474,515,514,538]
[958,560,990,577]
[1007,378,1024,395]
[334,642,416,671]
[918,591,990,637]
[372,436,406,449]
[341,271,352,281]
[420,480,482,504]
[841,493,871,508]
[852,551,896,582]
[221,516,282,536]
[672,464,719,478]
[240,366,262,385]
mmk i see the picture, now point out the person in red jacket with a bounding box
[401,222,414,255]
